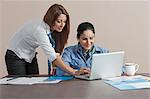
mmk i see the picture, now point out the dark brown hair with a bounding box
[77,22,95,39]
[43,4,70,54]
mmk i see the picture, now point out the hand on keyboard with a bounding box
[75,68,90,76]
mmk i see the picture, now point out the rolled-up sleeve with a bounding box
[101,47,109,53]
[62,48,72,65]
[56,47,72,76]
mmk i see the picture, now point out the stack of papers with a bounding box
[104,75,150,90]
[0,77,61,85]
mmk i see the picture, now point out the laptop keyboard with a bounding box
[80,74,90,78]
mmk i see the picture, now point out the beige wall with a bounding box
[148,0,150,74]
[0,0,150,77]
[0,0,2,77]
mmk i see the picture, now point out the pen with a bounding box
[6,77,18,81]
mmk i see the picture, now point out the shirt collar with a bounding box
[43,21,51,35]
[77,43,104,55]
[77,43,95,54]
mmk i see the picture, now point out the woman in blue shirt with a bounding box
[56,22,109,76]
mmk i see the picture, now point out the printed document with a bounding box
[104,75,150,90]
[0,77,61,85]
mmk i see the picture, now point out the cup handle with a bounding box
[135,64,139,72]
[122,66,126,73]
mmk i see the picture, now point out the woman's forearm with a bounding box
[52,56,76,75]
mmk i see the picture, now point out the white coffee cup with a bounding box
[123,63,139,76]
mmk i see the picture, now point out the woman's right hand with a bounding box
[74,68,90,76]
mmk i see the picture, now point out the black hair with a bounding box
[77,22,95,39]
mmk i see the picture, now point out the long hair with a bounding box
[43,4,70,54]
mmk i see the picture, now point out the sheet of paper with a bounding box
[7,77,36,85]
[104,75,148,82]
[31,77,61,84]
[0,77,13,84]
[36,79,61,84]
[124,82,150,89]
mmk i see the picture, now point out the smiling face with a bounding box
[52,14,67,32]
[78,29,95,52]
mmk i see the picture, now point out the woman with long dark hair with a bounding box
[5,4,89,76]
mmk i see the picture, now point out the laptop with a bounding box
[75,51,125,80]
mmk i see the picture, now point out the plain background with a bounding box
[0,0,150,77]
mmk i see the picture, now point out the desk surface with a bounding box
[1,73,150,99]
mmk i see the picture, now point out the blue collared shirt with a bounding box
[47,31,56,75]
[56,44,109,76]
